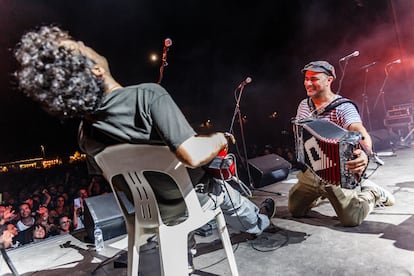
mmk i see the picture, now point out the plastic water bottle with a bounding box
[94,225,104,251]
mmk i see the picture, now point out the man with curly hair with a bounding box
[14,25,276,265]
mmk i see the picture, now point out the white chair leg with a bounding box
[125,225,140,276]
[129,244,140,276]
[216,212,239,276]
[158,227,190,276]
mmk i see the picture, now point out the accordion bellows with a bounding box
[294,119,361,189]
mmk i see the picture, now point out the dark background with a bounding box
[0,0,413,162]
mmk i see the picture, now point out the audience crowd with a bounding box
[0,163,110,249]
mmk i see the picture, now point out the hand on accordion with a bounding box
[224,132,236,145]
[345,148,369,176]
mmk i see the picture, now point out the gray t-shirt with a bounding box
[78,83,197,174]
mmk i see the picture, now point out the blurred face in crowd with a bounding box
[0,206,5,218]
[37,206,49,221]
[33,225,46,239]
[7,224,18,236]
[25,198,34,209]
[1,230,14,249]
[19,203,31,218]
[32,194,41,204]
[56,196,65,207]
[49,186,58,195]
[79,189,88,199]
[59,216,71,232]
[49,209,58,223]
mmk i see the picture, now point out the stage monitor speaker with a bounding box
[247,154,291,188]
[370,128,398,151]
[83,192,134,241]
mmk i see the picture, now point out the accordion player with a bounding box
[293,118,363,189]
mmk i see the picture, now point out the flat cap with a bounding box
[301,61,336,79]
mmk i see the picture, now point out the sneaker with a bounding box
[259,198,276,219]
[361,181,395,206]
[188,253,194,274]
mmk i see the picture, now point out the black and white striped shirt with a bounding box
[296,95,361,130]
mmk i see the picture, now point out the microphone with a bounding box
[237,77,252,88]
[339,51,360,61]
[158,38,173,84]
[359,61,377,70]
[164,38,172,48]
[386,59,401,66]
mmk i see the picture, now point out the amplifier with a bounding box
[384,115,413,128]
[391,103,413,111]
[386,108,411,118]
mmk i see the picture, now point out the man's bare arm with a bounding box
[174,133,229,168]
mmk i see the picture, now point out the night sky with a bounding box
[0,0,413,162]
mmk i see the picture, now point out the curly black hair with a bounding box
[14,25,105,119]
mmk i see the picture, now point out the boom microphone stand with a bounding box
[337,50,359,95]
[373,59,401,114]
[336,59,349,95]
[157,38,172,84]
[373,68,390,116]
[373,60,401,152]
[359,62,377,131]
[229,77,254,189]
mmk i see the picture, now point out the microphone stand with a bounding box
[157,41,170,84]
[373,66,392,114]
[336,59,350,95]
[373,65,395,152]
[229,84,254,190]
[360,67,373,131]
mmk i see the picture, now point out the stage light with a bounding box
[269,112,278,119]
[150,53,159,62]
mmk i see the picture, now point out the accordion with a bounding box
[293,119,362,189]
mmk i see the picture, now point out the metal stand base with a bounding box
[400,127,414,146]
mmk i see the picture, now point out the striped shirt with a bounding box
[296,95,361,130]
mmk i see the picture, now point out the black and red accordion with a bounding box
[293,119,361,189]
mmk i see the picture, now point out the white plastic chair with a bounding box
[94,144,239,276]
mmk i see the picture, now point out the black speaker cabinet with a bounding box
[369,128,399,151]
[248,154,291,188]
[84,192,134,241]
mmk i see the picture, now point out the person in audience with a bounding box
[45,185,59,209]
[0,204,16,226]
[1,191,13,206]
[87,176,103,197]
[73,188,88,230]
[52,195,71,217]
[16,202,34,232]
[0,228,14,249]
[41,188,52,209]
[57,184,69,201]
[6,223,20,248]
[35,205,59,236]
[14,202,35,245]
[30,193,42,213]
[58,215,75,235]
[32,223,47,242]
